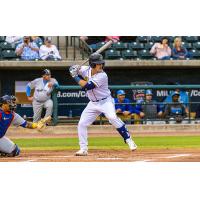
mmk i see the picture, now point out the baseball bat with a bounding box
[80,40,113,66]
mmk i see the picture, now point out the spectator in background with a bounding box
[163,83,189,113]
[163,91,188,124]
[31,36,43,47]
[172,37,190,60]
[114,90,133,116]
[6,36,23,47]
[39,37,61,61]
[150,37,171,60]
[132,91,145,119]
[135,90,163,124]
[15,36,39,60]
[80,36,105,51]
[105,36,120,43]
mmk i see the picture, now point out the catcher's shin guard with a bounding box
[0,145,20,157]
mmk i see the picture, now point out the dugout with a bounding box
[1,60,200,118]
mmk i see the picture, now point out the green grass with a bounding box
[12,136,200,151]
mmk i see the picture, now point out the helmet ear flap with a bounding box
[89,61,96,68]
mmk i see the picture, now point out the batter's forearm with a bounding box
[74,76,87,87]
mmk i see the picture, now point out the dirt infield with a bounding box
[2,129,200,162]
[1,148,200,162]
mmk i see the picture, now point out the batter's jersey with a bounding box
[28,78,58,102]
[79,66,111,101]
[0,110,25,138]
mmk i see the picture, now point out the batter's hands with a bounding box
[27,96,33,102]
[69,65,80,78]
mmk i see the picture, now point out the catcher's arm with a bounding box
[25,116,51,131]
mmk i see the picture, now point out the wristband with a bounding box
[74,76,81,83]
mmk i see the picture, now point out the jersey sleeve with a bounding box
[90,73,107,88]
[51,78,59,87]
[27,78,40,89]
[12,113,26,127]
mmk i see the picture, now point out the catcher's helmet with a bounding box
[89,53,105,68]
[0,95,17,111]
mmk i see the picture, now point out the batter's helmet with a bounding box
[89,53,105,68]
[0,95,17,111]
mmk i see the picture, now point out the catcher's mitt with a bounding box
[36,116,52,131]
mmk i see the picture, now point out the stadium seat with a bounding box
[138,49,154,59]
[137,36,149,43]
[169,43,174,49]
[150,36,162,43]
[112,42,128,50]
[96,42,111,50]
[1,50,17,59]
[36,41,43,47]
[190,50,200,59]
[120,36,136,43]
[0,36,5,42]
[121,49,137,59]
[128,42,144,50]
[0,42,14,50]
[182,42,193,50]
[105,49,121,59]
[183,36,198,43]
[167,36,176,43]
[145,42,154,50]
[193,42,200,50]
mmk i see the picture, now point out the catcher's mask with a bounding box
[89,53,105,68]
[0,95,17,111]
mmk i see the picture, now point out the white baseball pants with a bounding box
[78,97,124,150]
[32,99,53,122]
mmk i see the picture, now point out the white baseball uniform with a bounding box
[27,78,58,122]
[77,66,127,150]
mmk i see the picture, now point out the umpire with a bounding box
[26,69,59,122]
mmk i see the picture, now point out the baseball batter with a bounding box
[69,53,137,156]
[0,95,49,157]
[26,69,58,122]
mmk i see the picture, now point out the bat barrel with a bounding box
[79,40,113,67]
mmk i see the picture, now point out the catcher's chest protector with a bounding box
[0,110,14,138]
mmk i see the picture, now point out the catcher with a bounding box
[0,95,51,157]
